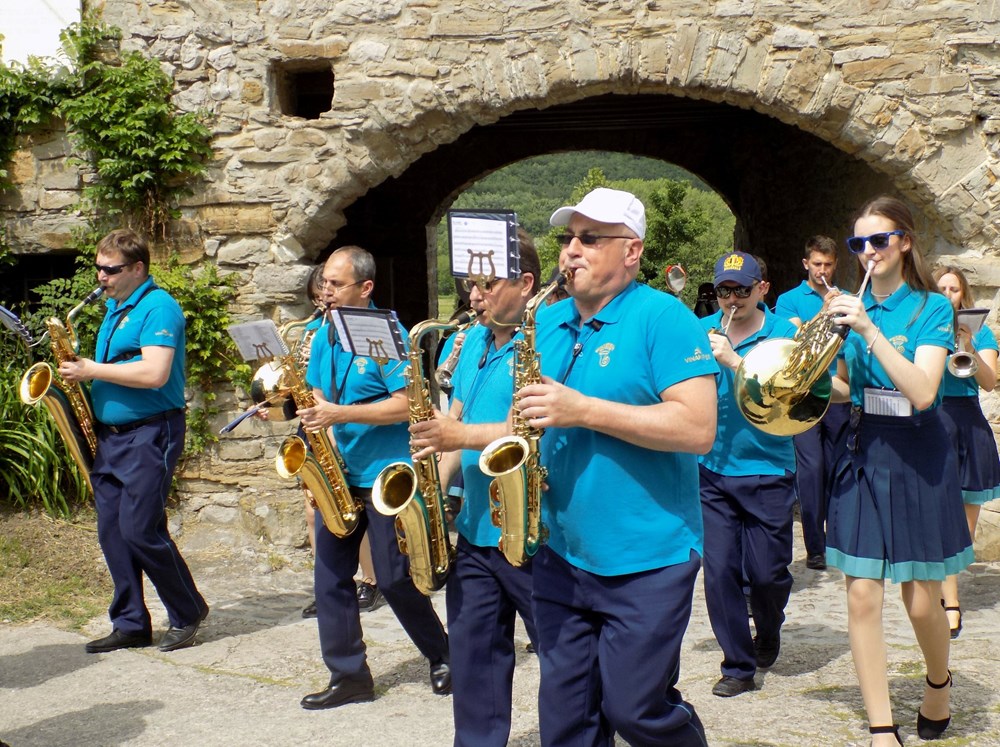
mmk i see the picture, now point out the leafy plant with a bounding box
[56,17,213,237]
[0,334,88,516]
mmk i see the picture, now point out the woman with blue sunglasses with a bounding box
[825,196,973,746]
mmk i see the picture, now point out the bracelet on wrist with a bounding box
[866,328,881,355]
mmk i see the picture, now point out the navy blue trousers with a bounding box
[447,536,538,747]
[92,412,205,634]
[793,402,850,557]
[314,487,449,680]
[533,547,707,747]
[699,466,795,681]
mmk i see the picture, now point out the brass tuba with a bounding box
[733,261,874,436]
[264,310,363,538]
[371,310,476,595]
[479,273,567,567]
[19,287,105,493]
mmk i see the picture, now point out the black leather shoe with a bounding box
[754,633,780,669]
[712,675,757,697]
[301,674,375,710]
[430,660,452,695]
[806,553,827,570]
[85,628,152,654]
[158,605,209,652]
[302,600,317,619]
[357,582,385,612]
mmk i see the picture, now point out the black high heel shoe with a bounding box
[917,670,952,740]
[941,601,962,639]
[869,724,903,745]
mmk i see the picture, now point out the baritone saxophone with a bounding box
[19,287,105,494]
[372,310,477,595]
[479,272,567,567]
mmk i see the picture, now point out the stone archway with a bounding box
[331,92,898,327]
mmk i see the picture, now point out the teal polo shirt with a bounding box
[775,280,823,323]
[452,324,517,547]
[535,281,719,576]
[305,306,410,488]
[840,285,954,411]
[92,276,185,425]
[699,304,797,477]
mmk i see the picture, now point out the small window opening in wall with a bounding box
[273,61,334,119]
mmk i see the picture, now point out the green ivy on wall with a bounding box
[1,14,249,509]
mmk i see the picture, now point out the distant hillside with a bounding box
[447,151,706,239]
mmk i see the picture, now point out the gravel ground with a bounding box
[2,522,999,746]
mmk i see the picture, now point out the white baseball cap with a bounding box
[549,187,646,240]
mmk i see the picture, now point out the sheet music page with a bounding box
[957,308,989,335]
[335,308,405,362]
[448,210,517,280]
[227,320,288,361]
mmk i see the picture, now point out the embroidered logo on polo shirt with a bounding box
[685,347,713,363]
[507,358,515,376]
[595,342,614,367]
[154,328,174,339]
[890,334,907,353]
[354,358,369,375]
[117,315,130,330]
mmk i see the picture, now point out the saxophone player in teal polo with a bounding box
[59,228,207,654]
[297,245,450,710]
[410,230,541,747]
[516,189,718,747]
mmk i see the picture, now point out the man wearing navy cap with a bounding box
[699,251,798,697]
[517,187,718,746]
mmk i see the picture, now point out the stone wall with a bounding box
[5,0,1000,551]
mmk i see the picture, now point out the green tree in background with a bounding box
[436,152,735,310]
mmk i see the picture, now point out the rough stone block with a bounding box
[833,46,891,66]
[198,205,276,234]
[216,235,272,265]
[38,190,79,210]
[842,56,925,83]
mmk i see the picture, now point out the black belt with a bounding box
[102,408,185,434]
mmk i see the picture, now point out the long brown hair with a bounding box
[853,196,937,293]
[932,265,973,310]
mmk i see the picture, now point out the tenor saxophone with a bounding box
[371,310,476,595]
[19,287,105,494]
[268,311,363,538]
[479,273,567,567]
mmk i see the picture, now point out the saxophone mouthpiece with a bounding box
[455,309,478,327]
[85,287,105,304]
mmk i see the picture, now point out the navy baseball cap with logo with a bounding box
[713,252,762,286]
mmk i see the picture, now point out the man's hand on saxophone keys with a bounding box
[298,400,346,431]
[410,410,465,460]
[58,358,93,384]
[517,375,588,430]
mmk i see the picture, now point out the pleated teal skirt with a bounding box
[827,408,974,582]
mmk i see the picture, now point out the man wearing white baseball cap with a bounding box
[517,187,718,747]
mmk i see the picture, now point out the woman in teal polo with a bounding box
[825,196,973,746]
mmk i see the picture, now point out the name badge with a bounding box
[863,387,913,417]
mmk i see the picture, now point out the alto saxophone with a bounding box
[372,310,476,595]
[480,273,567,567]
[19,287,105,494]
[267,311,363,538]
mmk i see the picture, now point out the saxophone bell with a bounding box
[372,311,477,595]
[18,286,105,495]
